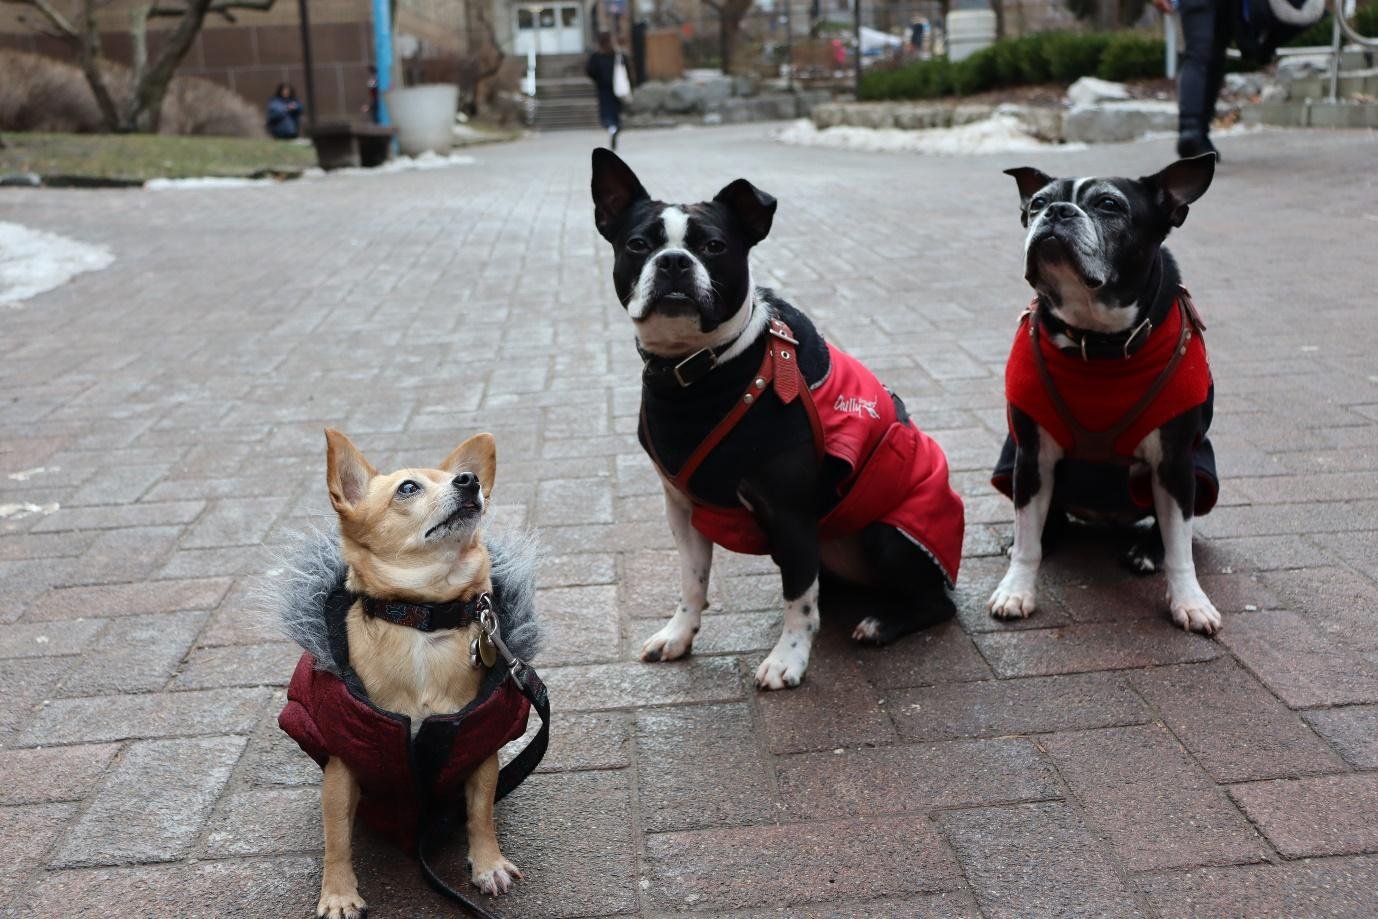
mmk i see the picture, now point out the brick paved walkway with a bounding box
[3,125,1377,918]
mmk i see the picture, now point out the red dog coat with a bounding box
[648,317,965,586]
[994,290,1218,515]
[279,652,531,852]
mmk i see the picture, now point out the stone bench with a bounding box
[309,121,397,170]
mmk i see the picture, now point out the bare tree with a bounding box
[2,0,275,132]
[703,0,754,74]
[458,0,505,112]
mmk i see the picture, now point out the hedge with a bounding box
[860,29,1166,101]
[1288,4,1378,47]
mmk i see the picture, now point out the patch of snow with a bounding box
[0,502,60,520]
[775,116,1086,156]
[145,176,278,190]
[7,466,57,482]
[305,150,479,180]
[0,222,114,308]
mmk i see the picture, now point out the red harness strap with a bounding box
[658,319,826,497]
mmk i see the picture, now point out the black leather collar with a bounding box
[1038,254,1169,361]
[640,342,731,388]
[361,592,489,632]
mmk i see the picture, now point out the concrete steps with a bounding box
[1242,98,1378,128]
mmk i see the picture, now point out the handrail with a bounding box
[1332,0,1378,48]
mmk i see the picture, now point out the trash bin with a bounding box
[384,84,458,156]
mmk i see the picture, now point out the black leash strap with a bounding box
[415,660,551,918]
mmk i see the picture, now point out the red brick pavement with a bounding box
[1,124,1377,917]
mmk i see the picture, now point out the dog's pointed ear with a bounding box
[592,148,650,241]
[1144,153,1215,228]
[713,178,777,247]
[439,433,496,500]
[324,428,376,516]
[1003,166,1055,227]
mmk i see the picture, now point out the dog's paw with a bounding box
[469,855,522,896]
[1169,590,1222,636]
[1125,543,1161,574]
[988,585,1037,619]
[852,616,884,644]
[316,890,367,919]
[754,645,807,690]
[640,620,696,663]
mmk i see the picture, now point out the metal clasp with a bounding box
[477,596,526,676]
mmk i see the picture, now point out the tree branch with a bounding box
[0,0,80,39]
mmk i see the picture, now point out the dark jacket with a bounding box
[585,50,622,128]
[266,96,303,139]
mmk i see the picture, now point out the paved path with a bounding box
[3,124,1378,918]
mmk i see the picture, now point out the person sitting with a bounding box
[266,83,304,140]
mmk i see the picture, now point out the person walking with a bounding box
[585,32,626,149]
[266,83,304,139]
[1155,0,1230,159]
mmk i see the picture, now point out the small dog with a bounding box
[309,429,520,917]
[989,154,1221,634]
[590,149,965,690]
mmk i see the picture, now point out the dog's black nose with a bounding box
[657,251,693,281]
[453,472,479,494]
[1046,202,1078,222]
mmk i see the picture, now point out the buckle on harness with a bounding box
[470,594,528,677]
[672,348,718,388]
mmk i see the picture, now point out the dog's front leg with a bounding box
[990,411,1062,618]
[640,479,713,662]
[317,757,365,919]
[740,465,820,690]
[1140,420,1220,635]
[465,753,521,895]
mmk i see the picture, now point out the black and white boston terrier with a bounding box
[990,154,1222,634]
[591,148,965,690]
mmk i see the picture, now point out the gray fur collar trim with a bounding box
[262,528,541,677]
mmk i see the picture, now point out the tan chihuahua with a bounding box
[316,428,519,919]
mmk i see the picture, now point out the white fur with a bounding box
[640,480,712,662]
[626,207,712,320]
[1136,430,1221,634]
[989,427,1063,618]
[755,577,819,690]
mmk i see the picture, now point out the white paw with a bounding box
[316,890,367,919]
[988,583,1037,619]
[754,642,808,690]
[1126,547,1160,574]
[1169,590,1221,636]
[640,618,696,662]
[852,616,882,642]
[470,856,522,896]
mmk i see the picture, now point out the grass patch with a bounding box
[0,132,316,183]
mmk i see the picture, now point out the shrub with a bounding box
[1042,31,1111,82]
[0,50,266,137]
[1097,33,1166,82]
[1288,4,1378,47]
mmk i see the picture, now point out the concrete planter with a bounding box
[385,84,458,156]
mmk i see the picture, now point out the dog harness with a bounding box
[642,317,965,585]
[278,594,549,858]
[993,288,1218,514]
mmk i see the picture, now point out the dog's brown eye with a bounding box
[703,239,727,255]
[626,237,650,254]
[1097,196,1122,211]
[1030,196,1047,210]
[396,480,421,497]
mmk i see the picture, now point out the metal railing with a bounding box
[1165,0,1376,102]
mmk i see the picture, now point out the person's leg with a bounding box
[1176,0,1220,157]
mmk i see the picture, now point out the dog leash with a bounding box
[415,605,551,919]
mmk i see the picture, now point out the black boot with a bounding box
[1177,131,1220,162]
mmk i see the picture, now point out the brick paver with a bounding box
[2,124,1376,916]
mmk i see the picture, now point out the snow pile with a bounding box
[776,115,1086,156]
[145,176,276,190]
[302,150,479,179]
[145,150,478,189]
[0,502,60,520]
[0,222,114,308]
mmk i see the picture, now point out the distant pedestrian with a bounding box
[266,83,304,139]
[363,66,381,124]
[586,32,627,149]
[1155,0,1230,159]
